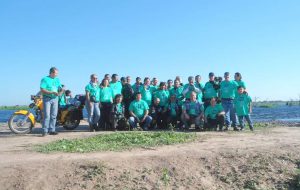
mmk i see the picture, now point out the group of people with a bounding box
[39,67,254,136]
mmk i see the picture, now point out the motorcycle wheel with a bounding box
[8,113,33,134]
[63,119,80,130]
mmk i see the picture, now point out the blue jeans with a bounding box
[129,116,152,130]
[221,99,237,128]
[238,115,253,130]
[43,96,58,133]
[86,102,101,126]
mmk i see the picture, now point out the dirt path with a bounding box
[0,122,300,190]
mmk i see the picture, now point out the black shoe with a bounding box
[233,127,240,131]
[49,131,58,135]
[41,133,48,137]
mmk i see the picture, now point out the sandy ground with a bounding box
[0,122,300,190]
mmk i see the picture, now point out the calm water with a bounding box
[0,106,299,123]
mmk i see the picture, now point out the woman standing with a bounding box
[99,79,113,130]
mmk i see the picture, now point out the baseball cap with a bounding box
[209,72,214,77]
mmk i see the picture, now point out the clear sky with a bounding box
[0,0,299,105]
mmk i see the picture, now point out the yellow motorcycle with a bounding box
[8,95,85,134]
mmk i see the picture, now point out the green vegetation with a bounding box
[36,131,197,153]
[0,105,29,110]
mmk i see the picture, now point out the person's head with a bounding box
[152,77,158,86]
[104,74,110,82]
[101,79,109,87]
[114,94,123,103]
[175,76,182,84]
[188,76,194,84]
[126,76,131,84]
[237,86,245,94]
[153,97,160,105]
[209,72,215,81]
[136,92,142,101]
[111,74,118,82]
[120,77,127,85]
[159,82,167,90]
[190,91,197,102]
[144,77,150,86]
[90,74,98,83]
[210,97,217,106]
[167,79,173,87]
[49,67,58,78]
[136,77,141,84]
[65,90,72,97]
[234,72,242,81]
[174,79,180,88]
[224,72,230,81]
[195,75,201,83]
[170,95,176,102]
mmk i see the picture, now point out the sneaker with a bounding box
[49,131,58,135]
[240,128,245,131]
[250,127,254,131]
[233,127,240,131]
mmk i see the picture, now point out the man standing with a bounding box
[40,67,62,136]
[110,74,122,98]
[220,72,238,131]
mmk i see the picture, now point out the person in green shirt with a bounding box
[40,67,63,136]
[141,77,153,106]
[182,76,201,101]
[110,94,129,131]
[99,79,113,130]
[153,82,170,109]
[203,72,219,109]
[169,79,184,106]
[58,84,67,108]
[110,74,123,98]
[167,79,174,90]
[85,74,101,132]
[129,92,152,130]
[132,77,143,95]
[234,72,247,97]
[150,77,159,92]
[166,95,181,129]
[181,92,204,130]
[220,72,238,131]
[204,97,225,131]
[195,75,205,103]
[234,86,253,131]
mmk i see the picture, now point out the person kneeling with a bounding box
[166,95,182,129]
[129,92,152,130]
[204,97,225,131]
[181,92,204,130]
[110,94,129,131]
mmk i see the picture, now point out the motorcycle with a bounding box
[8,94,85,134]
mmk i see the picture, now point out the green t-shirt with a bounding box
[132,83,143,94]
[220,80,238,99]
[116,103,123,114]
[59,94,66,106]
[183,83,201,99]
[169,86,184,105]
[150,85,159,93]
[85,83,101,102]
[182,101,203,116]
[203,82,218,99]
[110,81,122,98]
[166,102,179,117]
[205,104,224,119]
[100,87,113,103]
[141,85,153,105]
[195,82,204,102]
[129,99,149,119]
[153,90,170,107]
[234,93,252,116]
[40,76,62,98]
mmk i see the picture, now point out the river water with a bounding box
[1,106,299,123]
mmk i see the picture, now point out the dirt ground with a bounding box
[0,122,300,190]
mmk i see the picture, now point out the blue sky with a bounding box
[0,0,299,105]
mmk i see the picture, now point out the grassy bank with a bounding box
[36,131,197,153]
[0,105,29,110]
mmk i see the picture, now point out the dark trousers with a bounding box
[206,115,225,131]
[123,99,131,119]
[111,117,129,130]
[99,102,112,130]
